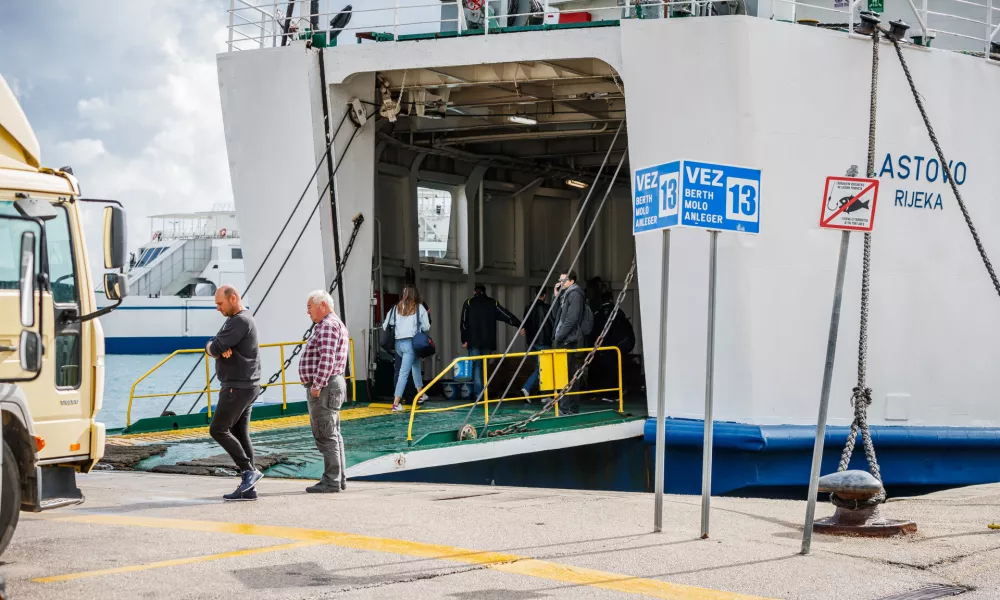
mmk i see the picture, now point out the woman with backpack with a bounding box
[383,285,431,412]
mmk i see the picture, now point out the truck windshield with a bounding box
[0,201,79,304]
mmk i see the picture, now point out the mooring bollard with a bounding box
[813,470,917,536]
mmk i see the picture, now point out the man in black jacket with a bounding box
[519,288,553,401]
[460,284,521,400]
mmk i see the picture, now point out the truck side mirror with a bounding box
[19,331,42,373]
[19,231,36,327]
[103,272,129,301]
[103,205,127,269]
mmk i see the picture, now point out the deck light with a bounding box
[566,179,588,189]
[855,11,880,36]
[508,115,537,125]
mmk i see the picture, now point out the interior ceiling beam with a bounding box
[377,132,631,187]
[439,93,623,109]
[400,113,625,134]
[486,82,610,122]
[532,60,593,78]
[381,68,611,89]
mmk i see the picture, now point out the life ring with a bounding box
[219,228,227,237]
[152,231,161,241]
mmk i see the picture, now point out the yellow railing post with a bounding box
[350,338,356,403]
[204,353,213,419]
[616,347,624,413]
[483,357,489,426]
[126,350,186,428]
[407,356,461,441]
[279,345,288,411]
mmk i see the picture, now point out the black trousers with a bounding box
[559,342,581,414]
[209,385,258,472]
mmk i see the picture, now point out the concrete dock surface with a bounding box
[5,472,999,599]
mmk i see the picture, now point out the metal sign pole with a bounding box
[801,230,851,554]
[700,229,719,539]
[653,228,670,532]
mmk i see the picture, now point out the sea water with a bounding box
[101,354,288,429]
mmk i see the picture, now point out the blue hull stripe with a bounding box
[643,417,1000,495]
[105,336,212,355]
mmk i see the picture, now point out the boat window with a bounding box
[138,246,167,267]
[417,186,458,265]
[231,248,243,259]
[136,247,154,267]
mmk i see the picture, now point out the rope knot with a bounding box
[850,386,873,407]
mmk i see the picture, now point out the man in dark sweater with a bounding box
[206,285,263,501]
[460,284,521,400]
[553,271,587,414]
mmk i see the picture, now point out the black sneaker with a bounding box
[236,469,263,494]
[223,488,258,501]
[306,482,341,493]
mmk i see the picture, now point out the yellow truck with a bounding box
[0,74,127,555]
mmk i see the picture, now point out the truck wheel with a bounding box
[0,442,21,556]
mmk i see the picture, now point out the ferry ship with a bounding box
[106,0,1000,497]
[97,207,246,354]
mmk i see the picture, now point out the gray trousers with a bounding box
[306,376,346,489]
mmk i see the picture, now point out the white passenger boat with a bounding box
[97,207,246,354]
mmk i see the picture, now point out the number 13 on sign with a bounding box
[726,177,759,222]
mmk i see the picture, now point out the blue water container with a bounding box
[453,360,473,381]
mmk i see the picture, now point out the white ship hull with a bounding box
[98,296,225,355]
[217,9,1000,493]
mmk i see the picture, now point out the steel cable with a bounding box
[454,120,626,434]
[159,108,352,415]
[480,148,629,436]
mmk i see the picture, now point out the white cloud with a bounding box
[54,138,107,164]
[76,97,114,131]
[28,5,235,285]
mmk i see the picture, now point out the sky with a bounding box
[0,1,233,279]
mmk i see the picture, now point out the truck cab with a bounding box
[0,74,127,555]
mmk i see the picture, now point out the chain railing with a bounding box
[126,339,355,428]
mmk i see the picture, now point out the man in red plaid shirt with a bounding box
[299,290,350,493]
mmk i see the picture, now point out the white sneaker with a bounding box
[521,389,532,403]
[392,404,403,412]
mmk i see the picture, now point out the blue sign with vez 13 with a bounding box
[633,159,761,235]
[632,161,681,234]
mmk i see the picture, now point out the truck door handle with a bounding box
[0,345,15,352]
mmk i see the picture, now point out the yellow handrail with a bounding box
[406,346,623,441]
[126,338,356,427]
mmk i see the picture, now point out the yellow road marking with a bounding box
[33,540,321,583]
[108,404,393,445]
[44,514,773,599]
